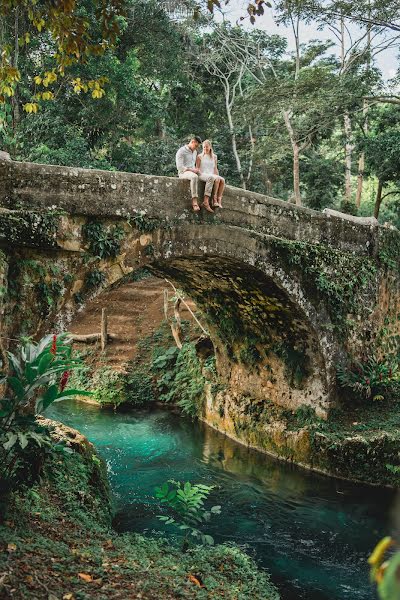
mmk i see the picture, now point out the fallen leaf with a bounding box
[104,539,113,549]
[63,594,74,600]
[78,572,93,583]
[25,575,34,585]
[188,574,203,587]
[7,543,16,553]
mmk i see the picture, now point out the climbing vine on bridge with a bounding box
[268,238,378,334]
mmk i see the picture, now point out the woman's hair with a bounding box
[202,139,213,157]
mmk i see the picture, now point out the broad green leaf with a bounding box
[38,352,53,375]
[7,353,22,377]
[3,432,17,450]
[36,383,58,413]
[8,376,25,400]
[17,432,29,449]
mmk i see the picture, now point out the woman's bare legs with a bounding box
[214,176,225,207]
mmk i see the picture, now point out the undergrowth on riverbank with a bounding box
[70,319,211,417]
[0,421,279,600]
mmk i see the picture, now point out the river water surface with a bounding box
[47,400,397,600]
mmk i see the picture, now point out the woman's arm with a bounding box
[196,155,201,170]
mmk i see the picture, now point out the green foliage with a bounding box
[0,334,90,487]
[270,238,377,333]
[155,480,221,550]
[301,151,343,210]
[153,343,207,418]
[130,211,161,233]
[36,280,63,316]
[125,367,155,407]
[91,367,127,408]
[239,343,262,366]
[131,267,152,282]
[83,220,125,259]
[337,357,399,401]
[84,268,106,290]
[273,340,310,388]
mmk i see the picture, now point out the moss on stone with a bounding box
[267,237,378,334]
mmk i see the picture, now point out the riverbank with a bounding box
[0,418,279,599]
[203,398,400,488]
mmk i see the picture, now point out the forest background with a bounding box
[1,0,400,226]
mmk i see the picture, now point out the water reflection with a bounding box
[46,401,396,600]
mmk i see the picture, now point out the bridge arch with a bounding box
[120,223,339,416]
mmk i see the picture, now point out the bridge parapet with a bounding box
[0,156,386,256]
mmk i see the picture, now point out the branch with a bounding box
[164,279,209,337]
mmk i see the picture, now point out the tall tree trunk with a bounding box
[355,152,365,208]
[374,179,383,219]
[343,112,353,205]
[246,124,255,185]
[225,89,245,189]
[292,142,301,205]
[284,110,301,206]
[355,21,371,209]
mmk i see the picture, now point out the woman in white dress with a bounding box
[196,140,225,209]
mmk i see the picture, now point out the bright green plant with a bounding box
[125,367,155,407]
[0,333,90,485]
[337,357,398,401]
[155,480,221,551]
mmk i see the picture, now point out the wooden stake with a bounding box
[101,308,108,351]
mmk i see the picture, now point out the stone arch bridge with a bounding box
[0,156,399,426]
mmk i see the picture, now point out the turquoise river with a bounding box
[47,400,398,600]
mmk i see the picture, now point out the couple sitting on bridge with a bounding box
[176,136,225,213]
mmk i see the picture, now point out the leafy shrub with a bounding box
[155,480,221,550]
[337,357,399,401]
[83,220,124,259]
[0,334,89,488]
[130,211,161,233]
[91,367,126,407]
[153,344,206,418]
[125,367,155,407]
[85,268,106,289]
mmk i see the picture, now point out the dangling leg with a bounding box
[216,176,225,207]
[201,174,215,213]
[213,178,220,208]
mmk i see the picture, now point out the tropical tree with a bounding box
[360,105,400,218]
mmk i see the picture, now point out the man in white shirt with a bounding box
[176,136,213,213]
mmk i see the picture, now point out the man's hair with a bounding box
[191,135,202,144]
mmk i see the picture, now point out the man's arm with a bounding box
[176,148,185,173]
